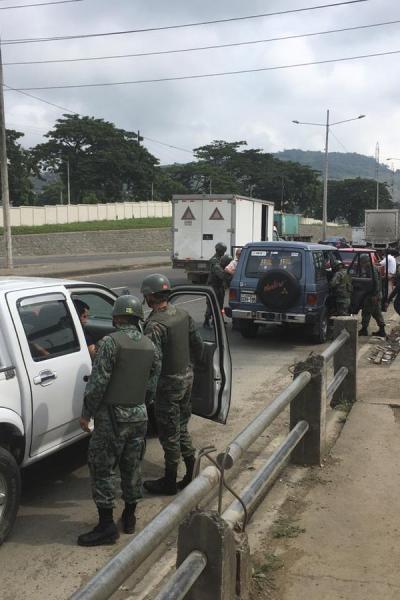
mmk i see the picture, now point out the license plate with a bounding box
[240,293,256,304]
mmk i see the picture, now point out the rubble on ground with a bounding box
[368,326,400,364]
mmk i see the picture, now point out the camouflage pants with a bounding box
[155,369,195,469]
[88,417,147,509]
[205,285,225,320]
[361,296,385,329]
[335,299,350,316]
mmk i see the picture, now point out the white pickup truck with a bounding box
[0,277,231,544]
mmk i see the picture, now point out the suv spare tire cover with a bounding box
[256,269,301,310]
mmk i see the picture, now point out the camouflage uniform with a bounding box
[361,265,385,331]
[82,324,160,509]
[205,254,230,322]
[329,269,352,316]
[144,305,204,470]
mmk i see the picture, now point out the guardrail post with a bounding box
[176,510,238,600]
[290,354,326,465]
[331,316,358,407]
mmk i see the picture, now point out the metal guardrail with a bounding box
[72,317,357,600]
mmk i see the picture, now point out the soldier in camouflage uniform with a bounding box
[141,274,204,495]
[358,254,386,338]
[77,295,159,547]
[329,260,352,316]
[204,242,229,328]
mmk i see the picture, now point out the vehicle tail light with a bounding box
[307,293,317,305]
[229,289,237,301]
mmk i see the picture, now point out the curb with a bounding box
[0,260,172,279]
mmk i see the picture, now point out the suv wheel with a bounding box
[239,320,259,339]
[312,309,328,344]
[0,447,21,545]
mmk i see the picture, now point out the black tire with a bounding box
[239,320,259,339]
[0,447,21,545]
[256,269,301,310]
[312,309,328,344]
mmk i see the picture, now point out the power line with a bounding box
[4,84,194,154]
[0,0,82,9]
[2,0,368,45]
[7,48,400,90]
[329,129,349,153]
[4,17,398,67]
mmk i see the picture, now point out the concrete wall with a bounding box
[0,201,172,227]
[0,228,172,257]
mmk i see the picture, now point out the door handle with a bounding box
[33,370,57,386]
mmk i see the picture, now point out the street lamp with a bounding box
[292,111,366,240]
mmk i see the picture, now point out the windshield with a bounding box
[245,249,303,279]
[339,251,356,263]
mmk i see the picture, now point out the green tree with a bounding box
[327,178,393,225]
[32,114,159,203]
[2,129,35,205]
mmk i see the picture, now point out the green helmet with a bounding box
[215,242,227,254]
[332,259,344,270]
[140,273,171,296]
[112,295,144,320]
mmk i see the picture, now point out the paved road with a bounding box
[0,266,328,599]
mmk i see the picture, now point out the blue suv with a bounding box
[227,241,341,343]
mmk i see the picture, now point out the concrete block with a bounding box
[332,317,358,406]
[177,510,237,600]
[290,354,326,465]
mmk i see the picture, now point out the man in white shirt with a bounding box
[379,252,397,295]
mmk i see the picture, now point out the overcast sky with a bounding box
[1,0,399,166]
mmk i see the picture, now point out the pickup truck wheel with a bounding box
[0,448,21,545]
[239,320,259,339]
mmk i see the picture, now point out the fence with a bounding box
[72,317,357,600]
[0,201,172,227]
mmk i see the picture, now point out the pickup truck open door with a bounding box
[348,253,375,314]
[169,286,232,424]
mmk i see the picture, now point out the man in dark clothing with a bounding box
[77,295,159,546]
[73,298,96,359]
[358,254,386,337]
[329,260,352,316]
[204,242,229,328]
[141,273,204,495]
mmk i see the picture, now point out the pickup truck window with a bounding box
[71,292,114,320]
[18,294,80,361]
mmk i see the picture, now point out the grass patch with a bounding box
[332,399,353,413]
[252,554,283,591]
[0,217,171,236]
[271,517,305,539]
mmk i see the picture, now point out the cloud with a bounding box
[2,0,399,163]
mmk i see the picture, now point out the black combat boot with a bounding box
[372,325,386,337]
[121,503,137,534]
[177,456,196,490]
[143,466,177,495]
[77,507,119,546]
[358,327,368,336]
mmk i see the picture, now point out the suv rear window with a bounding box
[245,249,302,279]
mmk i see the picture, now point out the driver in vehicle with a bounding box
[73,299,97,359]
[141,273,204,496]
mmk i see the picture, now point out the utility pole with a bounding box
[0,41,13,269]
[151,181,154,201]
[67,159,71,205]
[322,109,330,241]
[375,141,380,209]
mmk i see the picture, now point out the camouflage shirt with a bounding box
[329,270,352,300]
[207,254,231,288]
[82,324,160,422]
[144,304,204,399]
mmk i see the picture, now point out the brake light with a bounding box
[307,293,317,305]
[229,289,238,301]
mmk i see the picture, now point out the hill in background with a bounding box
[275,149,400,202]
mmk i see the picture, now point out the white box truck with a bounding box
[172,194,275,282]
[365,209,400,246]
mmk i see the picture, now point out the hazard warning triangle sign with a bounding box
[181,207,195,220]
[209,207,224,220]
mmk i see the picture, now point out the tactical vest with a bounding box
[104,330,154,406]
[149,307,190,375]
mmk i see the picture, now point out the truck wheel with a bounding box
[312,310,328,344]
[0,447,21,545]
[239,320,259,339]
